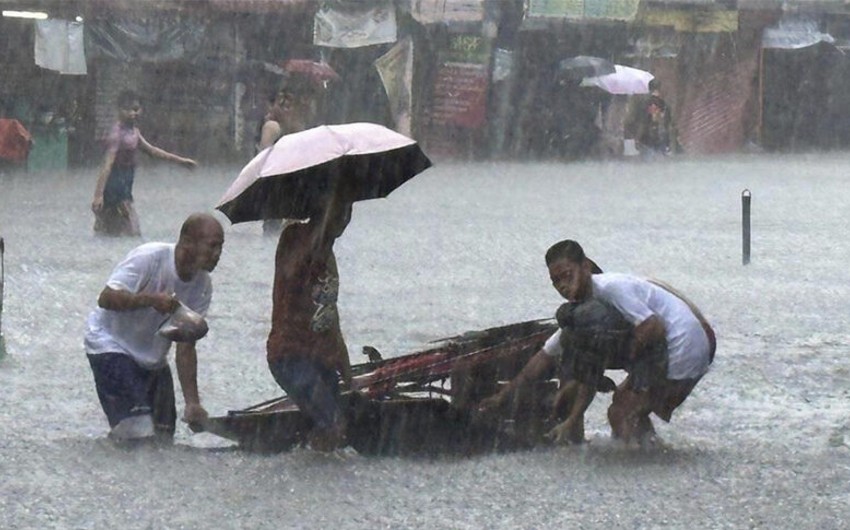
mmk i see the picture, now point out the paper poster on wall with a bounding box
[375,37,414,135]
[314,2,397,49]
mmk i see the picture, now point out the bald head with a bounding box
[175,213,225,279]
[179,213,223,243]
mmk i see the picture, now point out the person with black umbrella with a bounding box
[215,123,431,450]
[265,177,356,451]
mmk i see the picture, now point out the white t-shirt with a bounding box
[84,243,212,369]
[543,273,711,380]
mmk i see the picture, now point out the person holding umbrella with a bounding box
[215,122,432,450]
[265,178,355,451]
[625,80,678,156]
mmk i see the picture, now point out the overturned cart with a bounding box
[201,319,565,455]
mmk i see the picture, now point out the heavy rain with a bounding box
[1,1,850,529]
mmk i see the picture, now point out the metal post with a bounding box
[742,190,751,265]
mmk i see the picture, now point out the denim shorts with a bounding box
[87,352,176,436]
[268,356,342,430]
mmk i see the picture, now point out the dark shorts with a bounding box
[86,352,176,436]
[268,356,342,431]
[103,165,135,206]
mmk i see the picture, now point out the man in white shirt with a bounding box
[84,213,224,444]
[480,239,715,444]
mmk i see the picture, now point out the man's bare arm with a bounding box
[546,379,596,444]
[629,315,666,360]
[138,134,197,168]
[98,286,177,314]
[259,120,282,150]
[176,342,208,424]
[478,350,556,411]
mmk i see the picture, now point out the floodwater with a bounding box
[1,154,849,529]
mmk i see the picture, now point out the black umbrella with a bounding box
[558,56,616,79]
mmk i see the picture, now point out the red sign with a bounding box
[430,63,489,129]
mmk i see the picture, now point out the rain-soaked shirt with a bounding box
[543,273,711,380]
[84,243,212,369]
[266,222,347,372]
[106,122,140,168]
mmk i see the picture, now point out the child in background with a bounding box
[91,90,197,237]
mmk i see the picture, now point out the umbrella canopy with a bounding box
[580,64,654,95]
[558,56,616,79]
[282,59,341,86]
[216,122,432,223]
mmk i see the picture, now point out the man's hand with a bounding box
[477,388,510,414]
[98,288,178,313]
[545,417,584,445]
[91,194,104,212]
[179,158,198,170]
[150,292,179,314]
[182,402,208,428]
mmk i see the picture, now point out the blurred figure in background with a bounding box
[258,76,316,236]
[626,80,677,157]
[91,90,197,237]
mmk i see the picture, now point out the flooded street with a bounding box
[1,155,849,528]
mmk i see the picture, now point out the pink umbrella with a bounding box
[216,122,431,223]
[580,65,654,95]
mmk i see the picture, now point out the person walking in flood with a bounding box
[91,90,197,237]
[265,179,355,451]
[84,213,224,445]
[257,78,316,236]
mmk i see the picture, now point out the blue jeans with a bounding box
[268,356,342,430]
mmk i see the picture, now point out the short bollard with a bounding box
[742,189,751,265]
